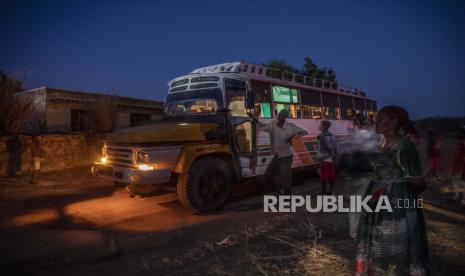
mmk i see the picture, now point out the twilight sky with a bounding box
[1,0,464,119]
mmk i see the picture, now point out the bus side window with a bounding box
[322,94,340,120]
[271,85,300,118]
[339,95,354,120]
[225,78,247,117]
[252,81,272,118]
[301,89,322,119]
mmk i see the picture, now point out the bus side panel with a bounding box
[256,119,354,170]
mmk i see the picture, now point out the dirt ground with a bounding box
[1,151,465,275]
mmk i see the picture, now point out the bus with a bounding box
[92,61,378,212]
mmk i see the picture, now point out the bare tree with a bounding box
[0,70,32,135]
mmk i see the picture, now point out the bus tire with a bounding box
[114,181,127,188]
[176,157,232,213]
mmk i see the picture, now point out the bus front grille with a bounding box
[107,147,134,168]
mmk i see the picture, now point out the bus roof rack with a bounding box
[191,62,367,98]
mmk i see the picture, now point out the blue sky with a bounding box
[1,0,464,119]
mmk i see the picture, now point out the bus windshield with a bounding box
[165,98,219,115]
[165,88,223,116]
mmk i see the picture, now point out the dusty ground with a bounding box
[1,166,465,275]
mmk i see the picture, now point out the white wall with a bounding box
[46,108,71,132]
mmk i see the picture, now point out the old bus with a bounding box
[92,62,378,212]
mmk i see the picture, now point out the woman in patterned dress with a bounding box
[354,105,430,276]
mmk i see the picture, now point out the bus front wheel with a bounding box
[176,157,232,213]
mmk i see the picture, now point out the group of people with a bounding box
[7,135,44,184]
[255,106,430,275]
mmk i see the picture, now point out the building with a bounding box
[20,87,164,133]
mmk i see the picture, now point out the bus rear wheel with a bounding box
[176,157,232,213]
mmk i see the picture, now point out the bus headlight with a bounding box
[101,156,108,164]
[136,151,151,163]
[101,145,108,164]
[137,164,154,171]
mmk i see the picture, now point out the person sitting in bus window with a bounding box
[311,106,322,119]
[324,107,338,120]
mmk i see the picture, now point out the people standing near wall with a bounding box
[317,120,338,195]
[7,134,24,176]
[253,109,308,195]
[30,135,44,184]
[354,105,429,276]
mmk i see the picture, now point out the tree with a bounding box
[265,59,300,74]
[0,70,32,135]
[326,68,336,82]
[263,59,300,79]
[302,57,319,77]
[264,57,338,82]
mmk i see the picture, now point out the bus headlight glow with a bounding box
[137,164,154,171]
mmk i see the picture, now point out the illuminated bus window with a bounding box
[252,81,272,118]
[301,89,322,119]
[339,95,354,120]
[354,98,366,113]
[272,86,298,103]
[322,94,340,120]
[259,103,272,118]
[323,107,340,120]
[225,78,247,117]
[272,85,300,118]
[274,103,300,119]
[302,106,323,119]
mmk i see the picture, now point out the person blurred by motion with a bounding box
[355,105,430,276]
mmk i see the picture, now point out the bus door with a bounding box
[224,78,257,178]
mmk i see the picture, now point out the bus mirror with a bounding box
[245,89,255,109]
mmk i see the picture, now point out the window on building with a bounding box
[301,89,322,119]
[322,94,340,120]
[71,109,87,132]
[272,86,300,118]
[252,81,272,118]
[225,78,247,117]
[130,113,151,126]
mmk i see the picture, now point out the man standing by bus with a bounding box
[252,109,308,195]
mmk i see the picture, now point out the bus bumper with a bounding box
[92,163,172,185]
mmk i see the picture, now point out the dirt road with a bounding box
[1,168,465,275]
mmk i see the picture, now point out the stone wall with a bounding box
[0,134,96,177]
